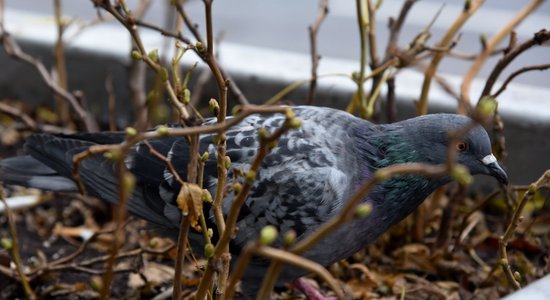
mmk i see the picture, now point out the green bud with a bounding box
[148,238,159,248]
[201,151,209,162]
[103,152,113,160]
[1,238,13,250]
[259,225,278,246]
[224,156,231,169]
[204,243,215,258]
[258,128,269,140]
[477,96,497,117]
[451,164,473,186]
[513,271,522,282]
[131,50,142,60]
[209,98,220,116]
[245,170,257,183]
[90,276,103,292]
[107,149,122,161]
[123,173,136,193]
[355,203,373,218]
[148,48,159,62]
[157,125,169,136]
[231,105,242,116]
[499,258,508,266]
[182,88,191,104]
[289,118,302,129]
[125,127,137,137]
[202,189,213,203]
[480,34,488,49]
[464,0,472,10]
[195,42,205,53]
[283,230,296,247]
[266,140,278,150]
[233,182,242,194]
[528,183,537,194]
[285,108,295,119]
[207,228,214,239]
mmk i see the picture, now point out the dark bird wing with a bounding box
[125,107,366,248]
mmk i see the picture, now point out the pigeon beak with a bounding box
[481,154,509,185]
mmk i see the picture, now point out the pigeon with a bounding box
[0,106,508,298]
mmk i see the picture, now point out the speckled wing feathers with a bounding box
[124,107,366,247]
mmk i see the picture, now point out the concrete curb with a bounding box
[1,8,549,184]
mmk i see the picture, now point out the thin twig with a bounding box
[460,0,545,114]
[435,185,467,250]
[305,0,329,105]
[0,187,37,300]
[42,244,173,274]
[365,0,382,119]
[351,0,368,117]
[257,259,284,300]
[223,243,255,300]
[499,170,550,290]
[173,0,249,105]
[97,1,190,122]
[173,216,191,300]
[0,102,73,133]
[492,63,550,98]
[452,189,500,251]
[28,228,114,277]
[105,72,117,131]
[173,134,199,300]
[195,111,297,299]
[480,29,550,99]
[53,0,70,125]
[0,31,98,131]
[382,0,417,122]
[428,47,506,60]
[418,0,485,116]
[99,158,135,300]
[255,246,346,300]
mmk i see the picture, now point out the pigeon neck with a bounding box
[350,121,452,241]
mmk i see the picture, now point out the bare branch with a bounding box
[460,0,545,113]
[480,29,550,99]
[305,0,329,105]
[492,63,550,98]
[0,33,98,131]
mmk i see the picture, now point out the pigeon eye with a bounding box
[456,142,468,152]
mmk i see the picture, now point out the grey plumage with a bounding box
[0,106,508,297]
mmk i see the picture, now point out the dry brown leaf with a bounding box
[128,262,175,290]
[176,183,204,232]
[391,243,436,273]
[0,126,20,146]
[349,263,381,286]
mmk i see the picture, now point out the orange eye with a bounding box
[456,142,468,152]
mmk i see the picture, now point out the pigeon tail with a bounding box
[0,155,78,192]
[2,133,176,229]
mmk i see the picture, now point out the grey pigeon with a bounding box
[0,106,508,298]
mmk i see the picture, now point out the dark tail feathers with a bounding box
[0,155,77,192]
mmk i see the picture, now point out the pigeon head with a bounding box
[399,114,508,185]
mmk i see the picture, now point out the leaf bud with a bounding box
[259,225,278,246]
